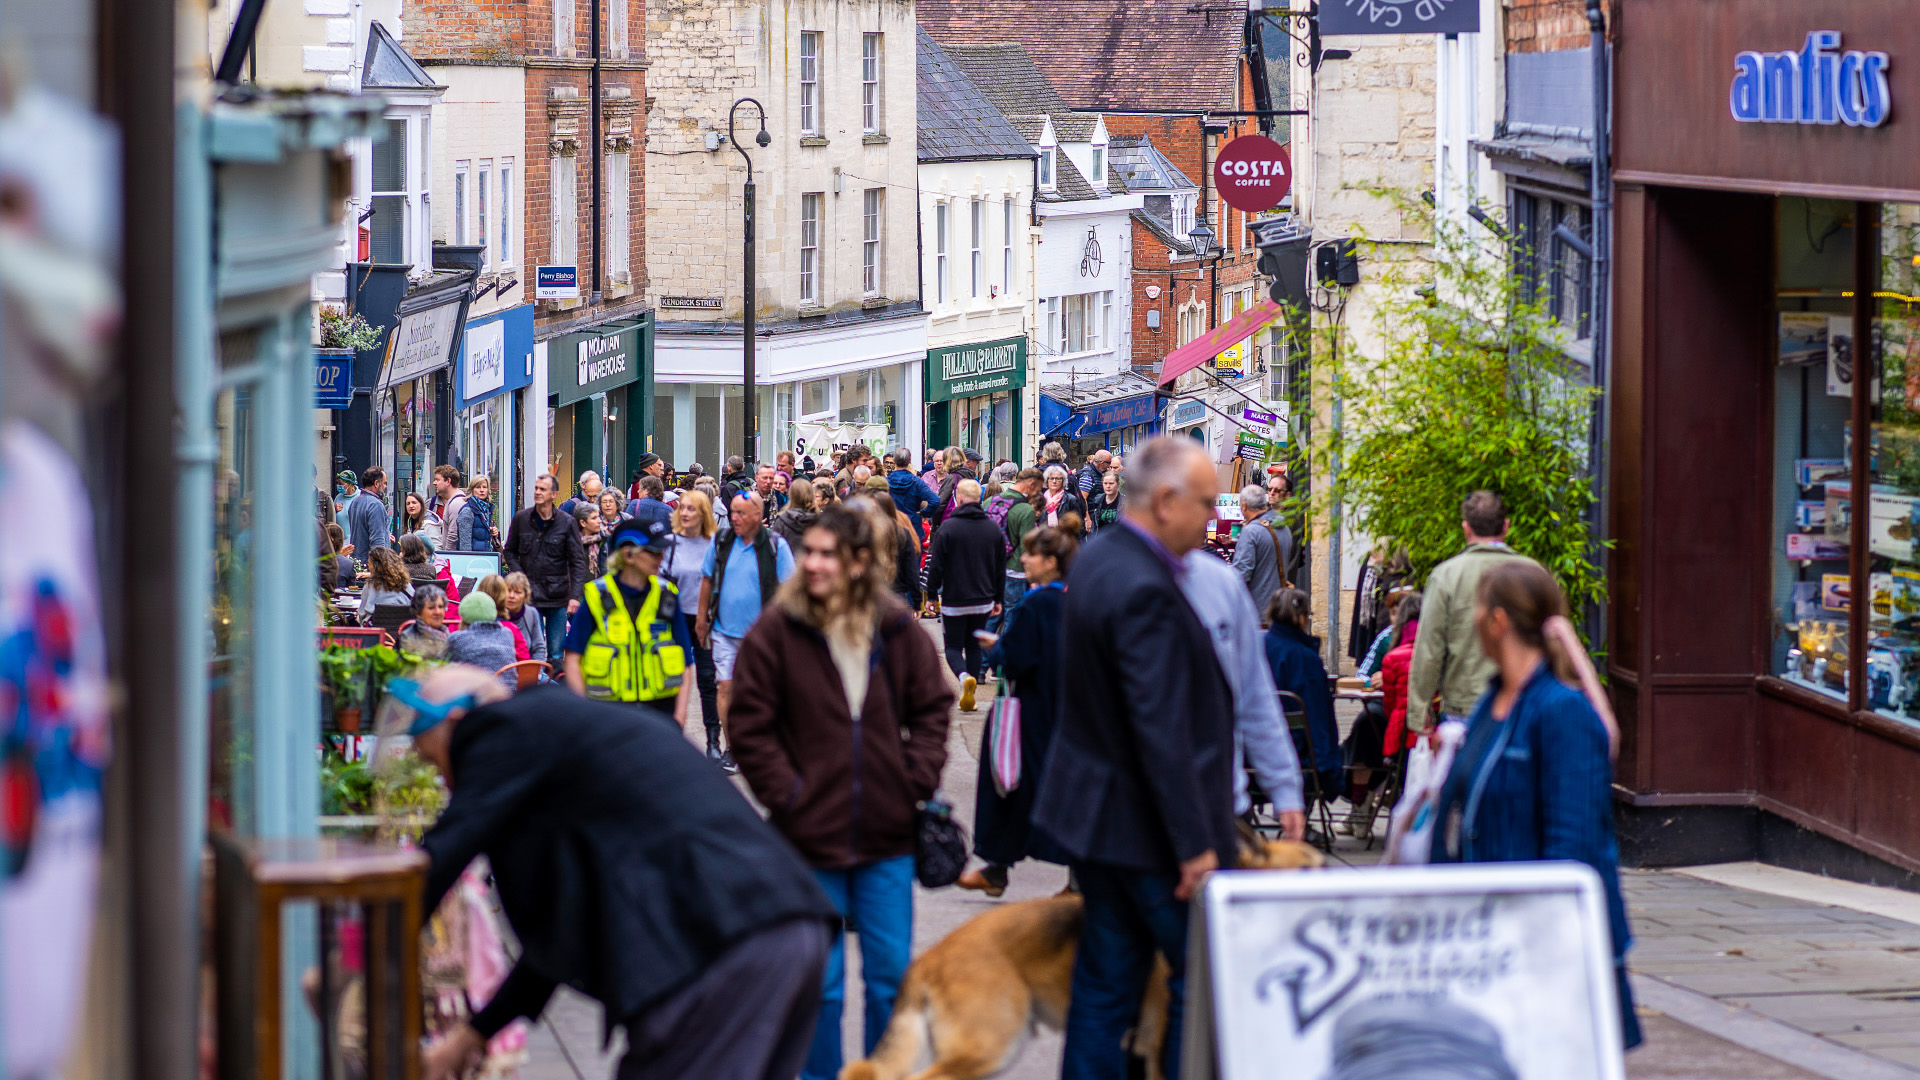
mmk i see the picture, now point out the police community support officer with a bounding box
[563,503,696,726]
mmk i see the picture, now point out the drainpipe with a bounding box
[1587,0,1611,643]
[590,0,603,306]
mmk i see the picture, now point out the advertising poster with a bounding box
[1779,312,1828,367]
[1189,864,1624,1080]
[1829,314,1857,397]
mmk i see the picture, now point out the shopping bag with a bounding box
[988,685,1022,795]
[1383,718,1466,865]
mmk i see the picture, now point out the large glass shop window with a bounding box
[1869,203,1920,723]
[1773,198,1855,702]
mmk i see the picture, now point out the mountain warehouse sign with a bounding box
[925,336,1028,402]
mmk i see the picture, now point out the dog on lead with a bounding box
[841,829,1323,1080]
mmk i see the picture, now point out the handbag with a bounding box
[1383,718,1466,865]
[988,682,1022,796]
[913,794,969,888]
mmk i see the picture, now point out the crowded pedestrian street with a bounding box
[16,0,1920,1078]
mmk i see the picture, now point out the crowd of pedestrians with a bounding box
[325,439,1634,1079]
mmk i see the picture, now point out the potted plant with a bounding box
[317,305,384,353]
[319,644,367,732]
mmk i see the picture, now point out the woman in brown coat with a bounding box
[728,504,954,1080]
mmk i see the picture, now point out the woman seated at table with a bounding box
[398,585,450,659]
[1264,587,1345,808]
[357,548,413,626]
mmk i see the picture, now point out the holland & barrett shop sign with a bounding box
[926,336,1028,402]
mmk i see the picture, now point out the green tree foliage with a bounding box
[1297,191,1607,617]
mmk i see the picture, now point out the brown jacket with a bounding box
[728,595,955,868]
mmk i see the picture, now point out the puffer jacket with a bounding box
[727,596,954,868]
[768,507,818,548]
[1381,619,1421,755]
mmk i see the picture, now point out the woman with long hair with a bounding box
[663,489,729,767]
[500,571,546,663]
[1431,560,1638,1048]
[1034,464,1086,530]
[957,525,1078,896]
[398,532,440,590]
[472,572,530,660]
[1084,469,1123,534]
[578,506,605,577]
[402,490,432,537]
[1264,588,1345,807]
[726,504,954,1080]
[358,547,413,625]
[932,446,973,531]
[464,475,499,551]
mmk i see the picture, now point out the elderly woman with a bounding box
[446,592,520,686]
[598,488,629,527]
[400,584,451,658]
[1035,464,1086,529]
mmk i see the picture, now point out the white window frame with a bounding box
[552,151,578,268]
[1052,292,1111,355]
[606,148,630,285]
[800,191,822,303]
[863,188,883,297]
[453,160,469,245]
[609,0,628,59]
[1002,198,1014,295]
[861,33,882,134]
[799,32,821,135]
[1044,296,1059,352]
[476,158,492,270]
[554,0,573,57]
[496,158,516,270]
[1090,143,1106,189]
[970,199,983,299]
[1038,145,1055,191]
[800,377,834,421]
[935,201,949,304]
[369,109,432,273]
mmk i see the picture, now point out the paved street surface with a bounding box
[522,627,1920,1079]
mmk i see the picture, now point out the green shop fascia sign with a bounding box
[925,335,1027,403]
[550,317,649,407]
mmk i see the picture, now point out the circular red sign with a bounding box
[1213,134,1293,215]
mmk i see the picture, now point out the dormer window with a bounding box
[1090,144,1105,189]
[1039,146,1055,191]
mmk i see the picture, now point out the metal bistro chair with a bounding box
[494,659,553,692]
[364,603,415,639]
[1278,689,1340,850]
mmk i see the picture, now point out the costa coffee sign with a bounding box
[1213,135,1293,215]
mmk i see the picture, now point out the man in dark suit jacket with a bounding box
[1032,436,1236,1080]
[402,668,839,1080]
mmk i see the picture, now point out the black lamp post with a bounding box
[729,98,772,466]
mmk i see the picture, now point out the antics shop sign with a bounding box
[1730,31,1891,127]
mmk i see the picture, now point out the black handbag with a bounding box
[914,795,969,888]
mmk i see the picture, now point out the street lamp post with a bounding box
[729,99,772,466]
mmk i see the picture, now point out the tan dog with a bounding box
[842,832,1322,1080]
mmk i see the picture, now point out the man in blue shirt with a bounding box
[697,492,794,768]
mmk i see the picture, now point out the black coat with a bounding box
[925,503,1004,608]
[977,584,1071,866]
[1033,524,1239,872]
[420,687,837,1030]
[503,506,587,607]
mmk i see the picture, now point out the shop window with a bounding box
[802,377,831,418]
[839,370,872,425]
[861,33,882,134]
[799,32,821,135]
[1512,190,1592,340]
[1773,197,1855,703]
[1868,202,1920,722]
[872,363,903,437]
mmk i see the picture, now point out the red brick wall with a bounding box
[1507,0,1609,54]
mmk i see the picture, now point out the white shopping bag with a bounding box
[1383,718,1467,865]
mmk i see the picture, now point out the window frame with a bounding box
[799,32,822,136]
[861,33,882,135]
[497,158,516,270]
[1510,184,1594,342]
[863,188,883,297]
[1039,146,1056,191]
[369,110,432,272]
[551,151,578,268]
[453,160,469,246]
[970,198,983,299]
[800,191,823,303]
[935,201,949,305]
[606,148,630,285]
[476,158,491,270]
[1003,197,1015,294]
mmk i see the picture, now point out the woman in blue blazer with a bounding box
[1431,559,1642,1050]
[1264,588,1347,802]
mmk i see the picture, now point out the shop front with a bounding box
[546,314,653,496]
[1168,396,1210,442]
[373,274,472,502]
[453,303,534,510]
[1039,370,1163,461]
[926,336,1028,466]
[1610,0,1920,881]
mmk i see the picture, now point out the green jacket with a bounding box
[1406,542,1543,732]
[1004,498,1037,572]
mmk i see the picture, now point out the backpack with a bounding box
[983,491,1023,556]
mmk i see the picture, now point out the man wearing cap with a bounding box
[397,667,838,1080]
[562,504,696,725]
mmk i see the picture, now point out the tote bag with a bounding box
[1383,718,1466,865]
[988,680,1022,796]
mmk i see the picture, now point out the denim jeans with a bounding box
[1061,863,1190,1080]
[984,573,1026,638]
[804,855,915,1080]
[536,605,570,664]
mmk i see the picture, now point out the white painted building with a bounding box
[644,0,925,470]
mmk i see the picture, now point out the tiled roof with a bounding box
[362,21,441,90]
[917,28,1039,163]
[918,0,1245,111]
[1109,135,1196,193]
[1049,150,1098,203]
[940,42,1096,142]
[1133,207,1194,254]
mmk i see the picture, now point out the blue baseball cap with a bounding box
[612,503,673,553]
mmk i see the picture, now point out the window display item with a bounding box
[1779,312,1829,366]
[1829,314,1857,397]
[1786,532,1848,561]
[1822,573,1851,612]
[1795,458,1848,487]
[1794,501,1828,529]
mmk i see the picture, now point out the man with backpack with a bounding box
[924,479,1004,713]
[984,468,1041,640]
[1233,484,1292,620]
[696,492,795,751]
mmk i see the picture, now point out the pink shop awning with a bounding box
[1156,299,1287,385]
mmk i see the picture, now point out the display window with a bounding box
[1868,204,1920,722]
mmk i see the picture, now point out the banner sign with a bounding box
[1244,407,1279,426]
[1215,340,1246,378]
[461,319,507,403]
[926,336,1028,402]
[1320,0,1480,36]
[535,265,579,300]
[316,350,354,409]
[1186,864,1624,1080]
[1213,135,1293,215]
[794,422,890,462]
[1083,393,1160,436]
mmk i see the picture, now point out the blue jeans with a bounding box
[984,573,1026,638]
[536,605,570,664]
[805,855,915,1080]
[1061,863,1190,1080]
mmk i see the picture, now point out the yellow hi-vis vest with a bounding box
[578,573,687,703]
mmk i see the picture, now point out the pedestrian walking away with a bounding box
[397,669,838,1080]
[725,504,955,1080]
[697,491,795,772]
[1232,484,1293,614]
[446,592,519,687]
[983,468,1040,639]
[562,508,696,728]
[1407,490,1543,737]
[957,524,1079,897]
[502,473,588,669]
[923,478,1003,713]
[663,489,722,756]
[1430,559,1642,1051]
[1033,436,1238,1080]
[769,475,821,548]
[1180,549,1307,844]
[884,446,939,534]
